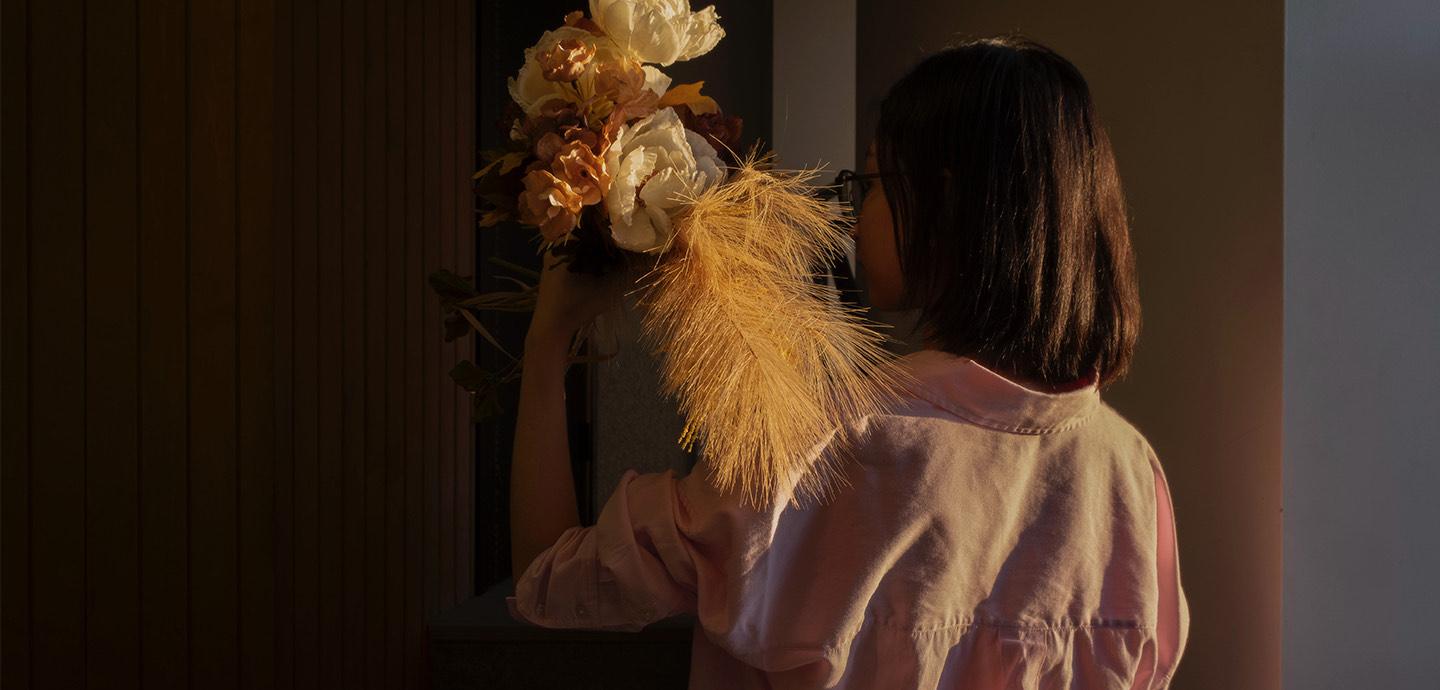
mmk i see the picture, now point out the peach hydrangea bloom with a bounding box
[552,139,610,206]
[518,169,585,242]
[586,59,668,121]
[537,38,596,82]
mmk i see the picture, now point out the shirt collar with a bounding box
[895,349,1101,434]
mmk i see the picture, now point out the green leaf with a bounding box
[478,209,512,227]
[449,360,507,421]
[427,269,479,304]
[442,311,471,342]
[486,255,541,280]
[449,360,493,393]
[471,390,504,422]
[474,151,528,179]
[458,307,518,361]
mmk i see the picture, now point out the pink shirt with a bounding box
[508,348,1190,688]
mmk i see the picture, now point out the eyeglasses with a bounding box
[816,169,895,219]
[812,168,897,308]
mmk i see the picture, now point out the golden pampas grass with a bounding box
[632,152,918,511]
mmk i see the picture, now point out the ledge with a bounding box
[427,578,696,689]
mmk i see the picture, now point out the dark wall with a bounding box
[658,1,773,154]
[855,2,1284,688]
[0,1,476,689]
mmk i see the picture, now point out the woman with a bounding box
[507,35,1189,689]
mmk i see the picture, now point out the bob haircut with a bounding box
[875,35,1141,388]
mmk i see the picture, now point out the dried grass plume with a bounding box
[634,151,918,511]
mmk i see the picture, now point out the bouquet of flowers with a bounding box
[447,0,912,510]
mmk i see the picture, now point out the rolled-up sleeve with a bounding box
[506,462,773,633]
[505,422,882,685]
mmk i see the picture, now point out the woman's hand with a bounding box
[524,251,645,354]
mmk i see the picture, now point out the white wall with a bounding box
[1283,1,1440,687]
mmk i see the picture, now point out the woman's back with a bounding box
[510,348,1189,689]
[508,34,1184,689]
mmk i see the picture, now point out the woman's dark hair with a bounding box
[875,34,1140,388]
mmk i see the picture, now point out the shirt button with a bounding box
[576,603,588,617]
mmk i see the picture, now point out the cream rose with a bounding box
[604,107,725,252]
[588,0,725,67]
[509,26,670,116]
[537,38,596,82]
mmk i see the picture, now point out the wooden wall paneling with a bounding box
[422,0,442,630]
[437,0,458,612]
[339,0,367,686]
[188,0,241,685]
[137,0,191,687]
[403,0,427,684]
[290,0,322,685]
[0,0,29,685]
[28,1,89,689]
[2,1,476,686]
[383,0,409,686]
[84,0,141,685]
[271,0,298,687]
[473,0,493,595]
[238,0,278,687]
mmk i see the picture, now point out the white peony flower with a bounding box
[641,65,672,97]
[588,0,725,67]
[604,107,726,252]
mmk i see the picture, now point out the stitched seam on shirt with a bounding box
[906,383,1100,435]
[753,619,1154,660]
[732,617,869,657]
[878,617,1155,634]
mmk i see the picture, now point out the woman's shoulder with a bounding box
[836,390,1163,493]
[1088,399,1163,461]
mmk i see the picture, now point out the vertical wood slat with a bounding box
[338,0,367,686]
[84,0,141,685]
[289,0,321,686]
[188,0,240,685]
[28,3,88,690]
[363,0,389,685]
[315,0,345,685]
[438,0,458,612]
[137,0,191,688]
[421,0,442,634]
[403,0,427,685]
[237,0,278,687]
[0,0,30,685]
[271,0,297,687]
[383,1,409,687]
[1,2,475,688]
[456,0,475,601]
